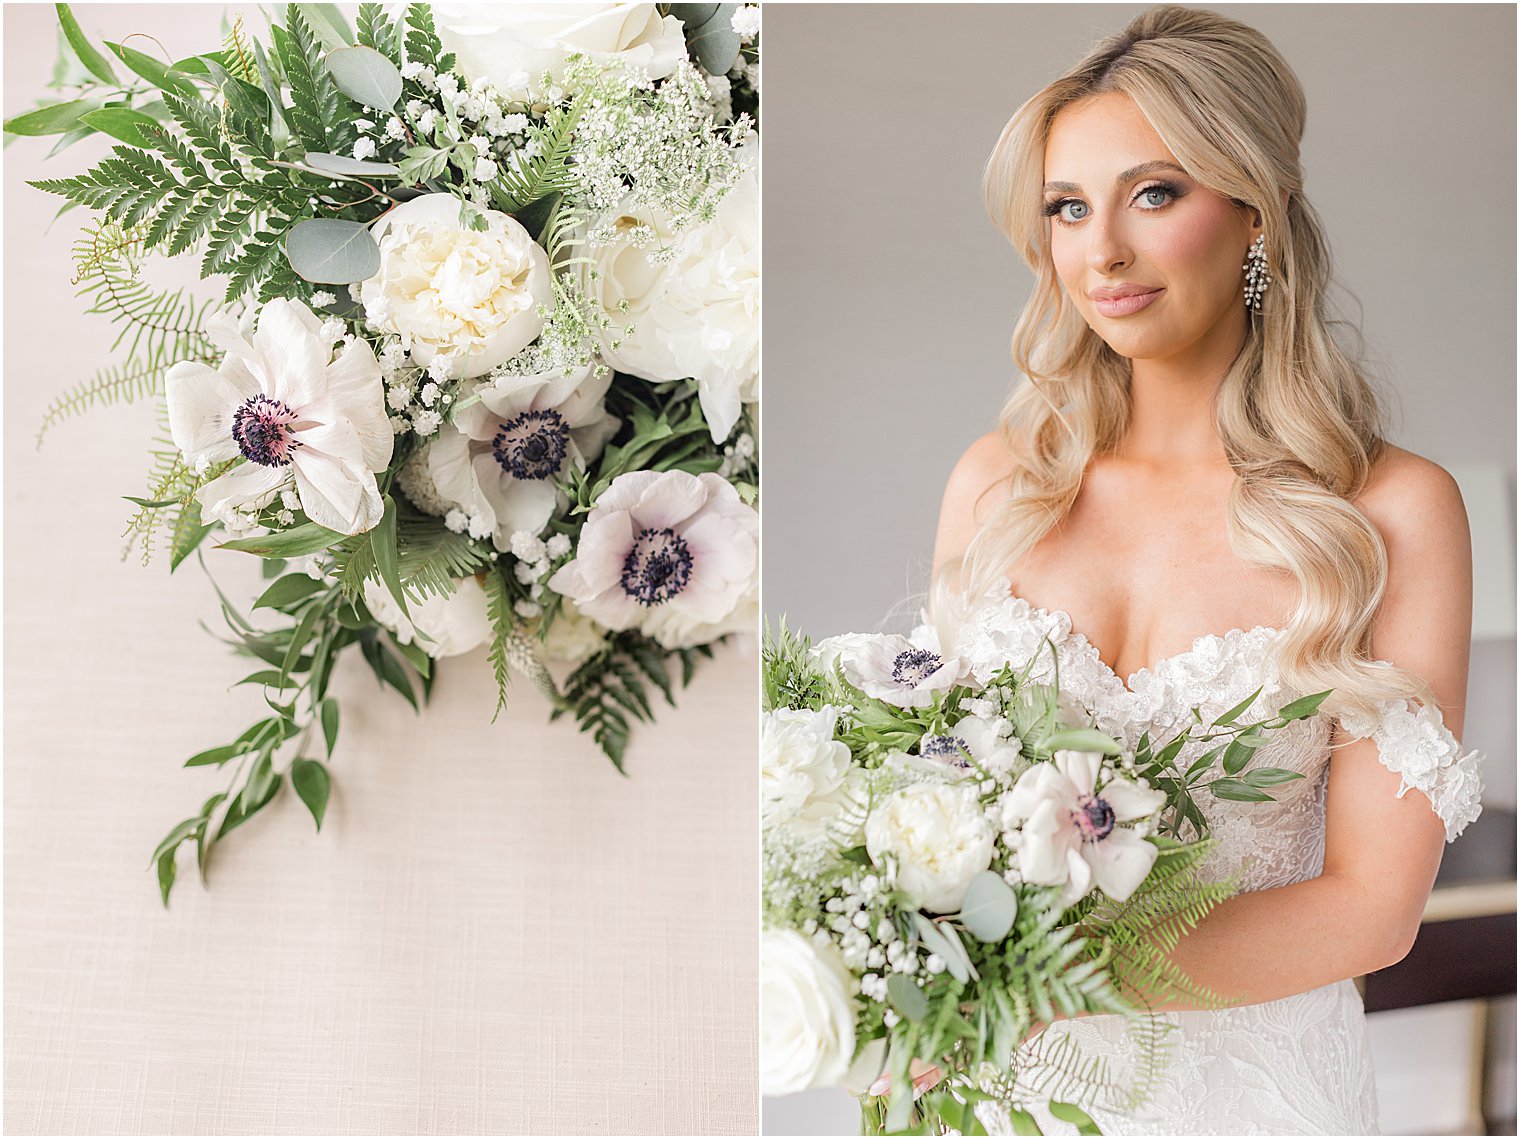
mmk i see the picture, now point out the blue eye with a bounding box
[1134,183,1179,209]
[1042,198,1088,224]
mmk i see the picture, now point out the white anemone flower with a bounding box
[918,715,1026,778]
[426,361,617,550]
[546,470,758,649]
[166,299,392,536]
[1000,750,1167,908]
[813,631,963,709]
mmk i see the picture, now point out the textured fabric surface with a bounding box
[3,6,758,1133]
[938,585,1486,1135]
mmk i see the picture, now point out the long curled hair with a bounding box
[931,5,1436,721]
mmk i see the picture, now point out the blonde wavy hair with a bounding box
[931,4,1435,722]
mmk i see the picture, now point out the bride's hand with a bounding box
[866,1057,945,1100]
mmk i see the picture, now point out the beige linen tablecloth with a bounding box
[3,6,759,1132]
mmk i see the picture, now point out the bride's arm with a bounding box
[1087,453,1474,1015]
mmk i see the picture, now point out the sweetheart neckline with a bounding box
[991,585,1284,698]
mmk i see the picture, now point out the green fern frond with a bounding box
[395,517,493,601]
[481,566,513,720]
[222,15,260,84]
[491,100,584,214]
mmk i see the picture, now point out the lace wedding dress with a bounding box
[933,583,1486,1136]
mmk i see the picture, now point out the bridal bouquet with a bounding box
[760,621,1330,1135]
[8,3,759,904]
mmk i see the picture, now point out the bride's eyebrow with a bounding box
[1042,160,1190,195]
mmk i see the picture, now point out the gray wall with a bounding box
[760,4,1516,1134]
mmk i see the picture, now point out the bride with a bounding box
[885,6,1485,1134]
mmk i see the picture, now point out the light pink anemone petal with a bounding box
[165,361,246,464]
[627,472,711,531]
[255,300,328,408]
[203,310,255,355]
[427,429,486,513]
[196,461,288,518]
[659,573,744,625]
[571,510,637,595]
[293,419,366,467]
[1100,777,1168,823]
[1053,750,1103,797]
[540,365,612,421]
[678,511,757,586]
[590,469,666,515]
[1017,798,1075,886]
[1060,844,1094,907]
[569,412,620,466]
[322,341,391,470]
[1086,829,1158,903]
[292,449,382,536]
[1003,763,1073,826]
[476,374,549,421]
[547,560,641,629]
[486,472,560,536]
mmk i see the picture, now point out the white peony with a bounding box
[546,470,757,649]
[166,299,391,536]
[540,598,608,667]
[999,750,1167,908]
[359,194,551,379]
[762,707,851,825]
[866,783,994,914]
[425,360,618,549]
[586,158,759,443]
[362,576,493,659]
[761,929,857,1096]
[433,3,688,96]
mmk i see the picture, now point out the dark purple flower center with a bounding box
[620,526,694,606]
[231,395,301,467]
[492,409,569,480]
[921,734,972,768]
[891,649,942,688]
[1072,794,1116,842]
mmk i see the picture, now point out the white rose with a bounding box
[434,3,688,96]
[866,783,994,914]
[359,194,551,379]
[762,707,851,824]
[586,158,758,442]
[761,929,857,1096]
[362,576,493,658]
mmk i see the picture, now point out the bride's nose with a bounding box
[1084,213,1134,275]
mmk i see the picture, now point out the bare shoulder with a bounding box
[1354,443,1473,718]
[932,431,1017,573]
[1355,443,1471,547]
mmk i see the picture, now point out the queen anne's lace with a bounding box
[933,581,1487,1136]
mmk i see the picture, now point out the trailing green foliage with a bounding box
[553,632,716,770]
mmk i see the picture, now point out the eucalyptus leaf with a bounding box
[1048,1100,1102,1135]
[302,150,401,177]
[254,573,326,610]
[1208,777,1276,803]
[959,870,1018,942]
[290,757,330,831]
[4,97,102,137]
[687,17,741,75]
[56,4,119,84]
[1275,689,1332,721]
[1040,727,1123,755]
[78,106,160,146]
[105,40,197,96]
[220,519,345,557]
[1211,685,1263,727]
[252,37,292,147]
[297,3,354,51]
[324,45,401,109]
[320,697,339,756]
[285,218,380,284]
[886,973,928,1022]
[912,914,972,983]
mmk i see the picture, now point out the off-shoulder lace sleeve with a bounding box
[1338,697,1484,842]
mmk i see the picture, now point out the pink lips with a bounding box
[1089,286,1163,318]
